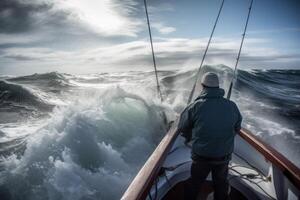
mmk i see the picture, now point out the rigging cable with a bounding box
[227,0,254,99]
[187,0,225,104]
[143,0,163,102]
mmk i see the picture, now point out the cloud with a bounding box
[144,2,176,35]
[55,0,142,37]
[0,0,152,65]
[152,23,176,34]
[0,0,299,75]
[148,2,175,13]
[0,0,143,37]
[1,36,299,75]
[4,54,38,61]
[0,0,177,51]
[0,0,52,33]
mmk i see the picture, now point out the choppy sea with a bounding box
[0,65,299,200]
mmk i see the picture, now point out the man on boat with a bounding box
[178,72,242,200]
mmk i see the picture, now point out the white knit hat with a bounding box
[201,72,219,87]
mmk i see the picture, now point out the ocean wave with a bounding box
[235,69,300,114]
[7,72,72,89]
[0,66,299,199]
[0,81,53,112]
[0,87,168,200]
[0,81,48,106]
[162,64,233,88]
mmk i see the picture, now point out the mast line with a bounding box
[143,0,163,102]
[227,0,254,99]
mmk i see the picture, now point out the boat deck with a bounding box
[154,153,274,200]
[162,180,247,200]
[121,129,300,200]
[149,135,277,200]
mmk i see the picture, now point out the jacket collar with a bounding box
[195,87,225,100]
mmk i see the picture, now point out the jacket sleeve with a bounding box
[234,104,242,132]
[178,105,194,142]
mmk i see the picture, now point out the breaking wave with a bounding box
[7,72,72,89]
[0,87,167,200]
[0,81,52,111]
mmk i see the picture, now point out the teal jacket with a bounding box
[178,87,242,158]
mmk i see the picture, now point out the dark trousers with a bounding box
[185,159,229,200]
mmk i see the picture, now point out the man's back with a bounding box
[191,87,241,157]
[178,87,242,158]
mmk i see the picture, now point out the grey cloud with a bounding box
[0,0,52,33]
[0,0,83,37]
[105,41,300,69]
[0,0,146,52]
[0,41,42,49]
[0,0,88,49]
[4,54,38,61]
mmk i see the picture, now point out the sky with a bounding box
[0,0,299,75]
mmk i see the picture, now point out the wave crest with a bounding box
[7,72,72,88]
[0,87,167,200]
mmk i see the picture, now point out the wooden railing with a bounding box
[121,120,180,200]
[239,129,300,188]
[121,126,300,200]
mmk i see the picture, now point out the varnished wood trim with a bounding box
[239,129,300,188]
[121,126,300,200]
[121,120,180,200]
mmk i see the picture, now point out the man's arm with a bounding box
[178,105,194,142]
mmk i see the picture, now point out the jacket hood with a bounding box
[195,87,225,101]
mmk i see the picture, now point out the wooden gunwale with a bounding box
[121,127,300,200]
